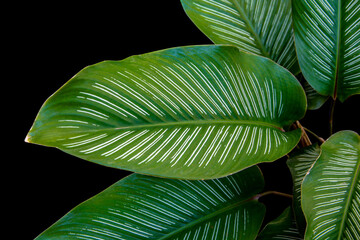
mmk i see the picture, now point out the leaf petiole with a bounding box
[253,191,293,201]
[295,121,312,147]
[329,98,336,135]
[302,126,325,143]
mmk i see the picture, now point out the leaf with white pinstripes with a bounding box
[287,144,321,236]
[302,131,360,240]
[293,0,360,102]
[26,45,306,179]
[181,0,300,74]
[35,166,266,240]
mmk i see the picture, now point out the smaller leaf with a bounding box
[302,130,360,240]
[257,207,302,240]
[36,166,266,240]
[303,82,328,110]
[181,0,300,74]
[287,144,321,235]
[299,76,329,110]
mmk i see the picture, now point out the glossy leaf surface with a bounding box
[26,45,306,179]
[181,0,300,74]
[257,207,302,240]
[293,0,360,101]
[302,131,360,239]
[287,144,321,235]
[36,166,265,240]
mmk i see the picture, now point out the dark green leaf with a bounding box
[36,166,265,240]
[303,80,329,110]
[181,0,300,74]
[257,207,302,240]
[293,0,360,102]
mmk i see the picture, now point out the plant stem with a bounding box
[329,98,336,135]
[296,121,312,147]
[253,191,293,200]
[303,126,325,143]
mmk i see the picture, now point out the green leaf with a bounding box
[302,130,360,239]
[36,166,265,240]
[298,74,329,110]
[297,73,329,110]
[303,81,329,110]
[293,0,360,102]
[181,0,300,74]
[26,45,306,179]
[287,144,321,235]
[257,207,302,240]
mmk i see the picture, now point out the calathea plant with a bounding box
[26,0,359,239]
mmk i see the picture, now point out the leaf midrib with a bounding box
[111,119,284,131]
[27,119,286,145]
[230,0,270,57]
[333,0,342,99]
[157,198,258,240]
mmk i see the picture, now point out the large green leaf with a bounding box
[302,131,360,239]
[287,144,321,235]
[26,45,306,179]
[293,0,360,102]
[181,0,300,74]
[36,166,265,240]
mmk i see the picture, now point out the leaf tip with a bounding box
[24,134,32,143]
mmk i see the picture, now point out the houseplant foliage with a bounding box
[301,131,360,239]
[26,0,359,239]
[35,166,266,239]
[26,45,305,179]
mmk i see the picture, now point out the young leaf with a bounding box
[36,166,266,240]
[181,0,300,74]
[302,130,360,239]
[26,45,306,179]
[293,0,360,102]
[287,144,321,235]
[257,207,302,240]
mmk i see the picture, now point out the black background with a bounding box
[13,1,359,239]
